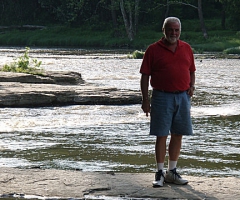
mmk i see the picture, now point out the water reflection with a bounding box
[0,48,239,177]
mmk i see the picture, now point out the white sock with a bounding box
[157,163,164,171]
[168,160,177,170]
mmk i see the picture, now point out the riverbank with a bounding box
[0,167,239,200]
[0,24,240,53]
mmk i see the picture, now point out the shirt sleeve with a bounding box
[189,48,196,72]
[139,45,152,75]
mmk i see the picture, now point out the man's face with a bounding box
[163,22,181,44]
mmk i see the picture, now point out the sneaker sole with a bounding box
[165,180,188,185]
[152,181,164,187]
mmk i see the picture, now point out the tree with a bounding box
[167,0,208,38]
[119,0,140,41]
[110,0,118,34]
[197,0,207,39]
[39,0,85,24]
[218,0,240,30]
[0,0,41,25]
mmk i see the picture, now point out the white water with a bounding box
[0,48,239,177]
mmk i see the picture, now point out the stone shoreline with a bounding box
[0,71,141,107]
[0,167,239,200]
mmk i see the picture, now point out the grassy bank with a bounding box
[0,20,240,54]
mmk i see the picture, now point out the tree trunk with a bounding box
[119,0,134,41]
[197,0,208,39]
[165,0,170,18]
[134,0,139,35]
[127,1,133,37]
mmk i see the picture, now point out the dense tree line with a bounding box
[0,0,239,40]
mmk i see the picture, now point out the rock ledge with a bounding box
[0,71,141,107]
[0,167,239,199]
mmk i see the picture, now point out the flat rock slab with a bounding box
[0,71,141,107]
[0,167,239,200]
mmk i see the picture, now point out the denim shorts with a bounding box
[150,90,193,136]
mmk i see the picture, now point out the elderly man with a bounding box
[140,17,196,187]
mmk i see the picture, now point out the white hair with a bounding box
[162,17,181,31]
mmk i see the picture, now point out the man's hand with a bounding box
[141,99,151,117]
[187,86,195,97]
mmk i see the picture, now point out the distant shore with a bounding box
[0,24,240,53]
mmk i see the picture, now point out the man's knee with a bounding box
[156,136,168,144]
[171,133,182,139]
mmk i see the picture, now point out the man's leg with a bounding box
[168,133,182,167]
[156,136,168,164]
[152,136,167,187]
[165,133,188,185]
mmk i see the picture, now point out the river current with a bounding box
[0,48,239,177]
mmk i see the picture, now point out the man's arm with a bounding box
[188,71,195,97]
[140,74,151,116]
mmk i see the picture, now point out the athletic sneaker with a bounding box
[165,168,188,185]
[152,169,165,187]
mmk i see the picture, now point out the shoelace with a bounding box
[156,170,164,180]
[171,168,182,179]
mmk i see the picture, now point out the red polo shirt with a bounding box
[140,38,196,91]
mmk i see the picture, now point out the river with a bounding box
[0,47,239,177]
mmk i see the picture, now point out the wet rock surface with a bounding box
[0,71,141,107]
[0,167,239,200]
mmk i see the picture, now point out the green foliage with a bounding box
[2,47,43,75]
[39,0,85,25]
[223,46,240,54]
[219,0,240,30]
[191,48,203,54]
[0,19,240,54]
[181,29,240,53]
[0,0,239,33]
[128,50,145,59]
[191,40,240,53]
